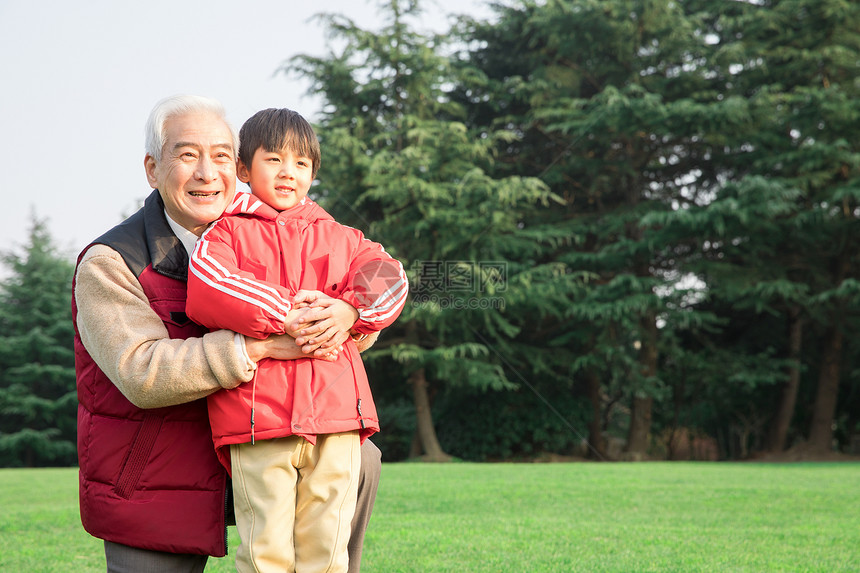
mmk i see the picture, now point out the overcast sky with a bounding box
[0,0,495,259]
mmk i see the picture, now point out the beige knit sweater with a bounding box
[74,244,255,409]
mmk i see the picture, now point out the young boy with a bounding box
[186,108,408,572]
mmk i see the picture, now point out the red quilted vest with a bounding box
[73,191,229,556]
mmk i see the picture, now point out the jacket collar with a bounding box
[225,192,333,224]
[145,190,191,281]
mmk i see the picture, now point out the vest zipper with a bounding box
[223,480,230,554]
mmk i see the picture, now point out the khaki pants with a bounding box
[231,431,360,573]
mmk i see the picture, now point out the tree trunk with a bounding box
[409,367,452,462]
[585,368,606,460]
[765,305,802,452]
[807,323,843,452]
[408,431,422,459]
[667,364,686,461]
[626,396,653,459]
[625,313,658,459]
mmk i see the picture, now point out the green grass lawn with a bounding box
[1,462,858,572]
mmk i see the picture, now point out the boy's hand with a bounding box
[289,291,359,356]
[291,289,324,309]
[282,306,316,338]
[283,291,331,338]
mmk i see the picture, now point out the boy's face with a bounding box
[237,147,313,211]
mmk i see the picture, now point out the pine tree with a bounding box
[0,216,77,467]
[281,0,860,460]
[717,0,859,454]
[288,0,561,460]
[636,0,860,455]
[456,0,732,458]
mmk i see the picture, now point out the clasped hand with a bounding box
[283,290,360,360]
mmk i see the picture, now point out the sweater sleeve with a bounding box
[337,230,409,334]
[74,245,255,409]
[187,218,293,338]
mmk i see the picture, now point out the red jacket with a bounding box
[186,194,408,466]
[74,191,229,556]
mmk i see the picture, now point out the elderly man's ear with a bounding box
[144,155,159,189]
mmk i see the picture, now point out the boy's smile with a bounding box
[238,147,313,211]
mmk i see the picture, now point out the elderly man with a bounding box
[73,95,381,572]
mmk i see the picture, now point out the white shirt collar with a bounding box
[164,210,200,258]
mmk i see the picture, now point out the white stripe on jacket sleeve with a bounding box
[357,260,409,325]
[189,226,292,321]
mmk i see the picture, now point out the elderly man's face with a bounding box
[145,111,236,236]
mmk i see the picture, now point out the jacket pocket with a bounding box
[114,412,163,499]
[242,259,270,282]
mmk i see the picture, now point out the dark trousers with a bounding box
[104,541,207,573]
[349,439,382,572]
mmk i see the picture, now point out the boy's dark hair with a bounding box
[238,108,321,179]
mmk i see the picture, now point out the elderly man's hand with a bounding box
[244,332,340,364]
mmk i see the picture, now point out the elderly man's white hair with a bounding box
[144,94,238,162]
